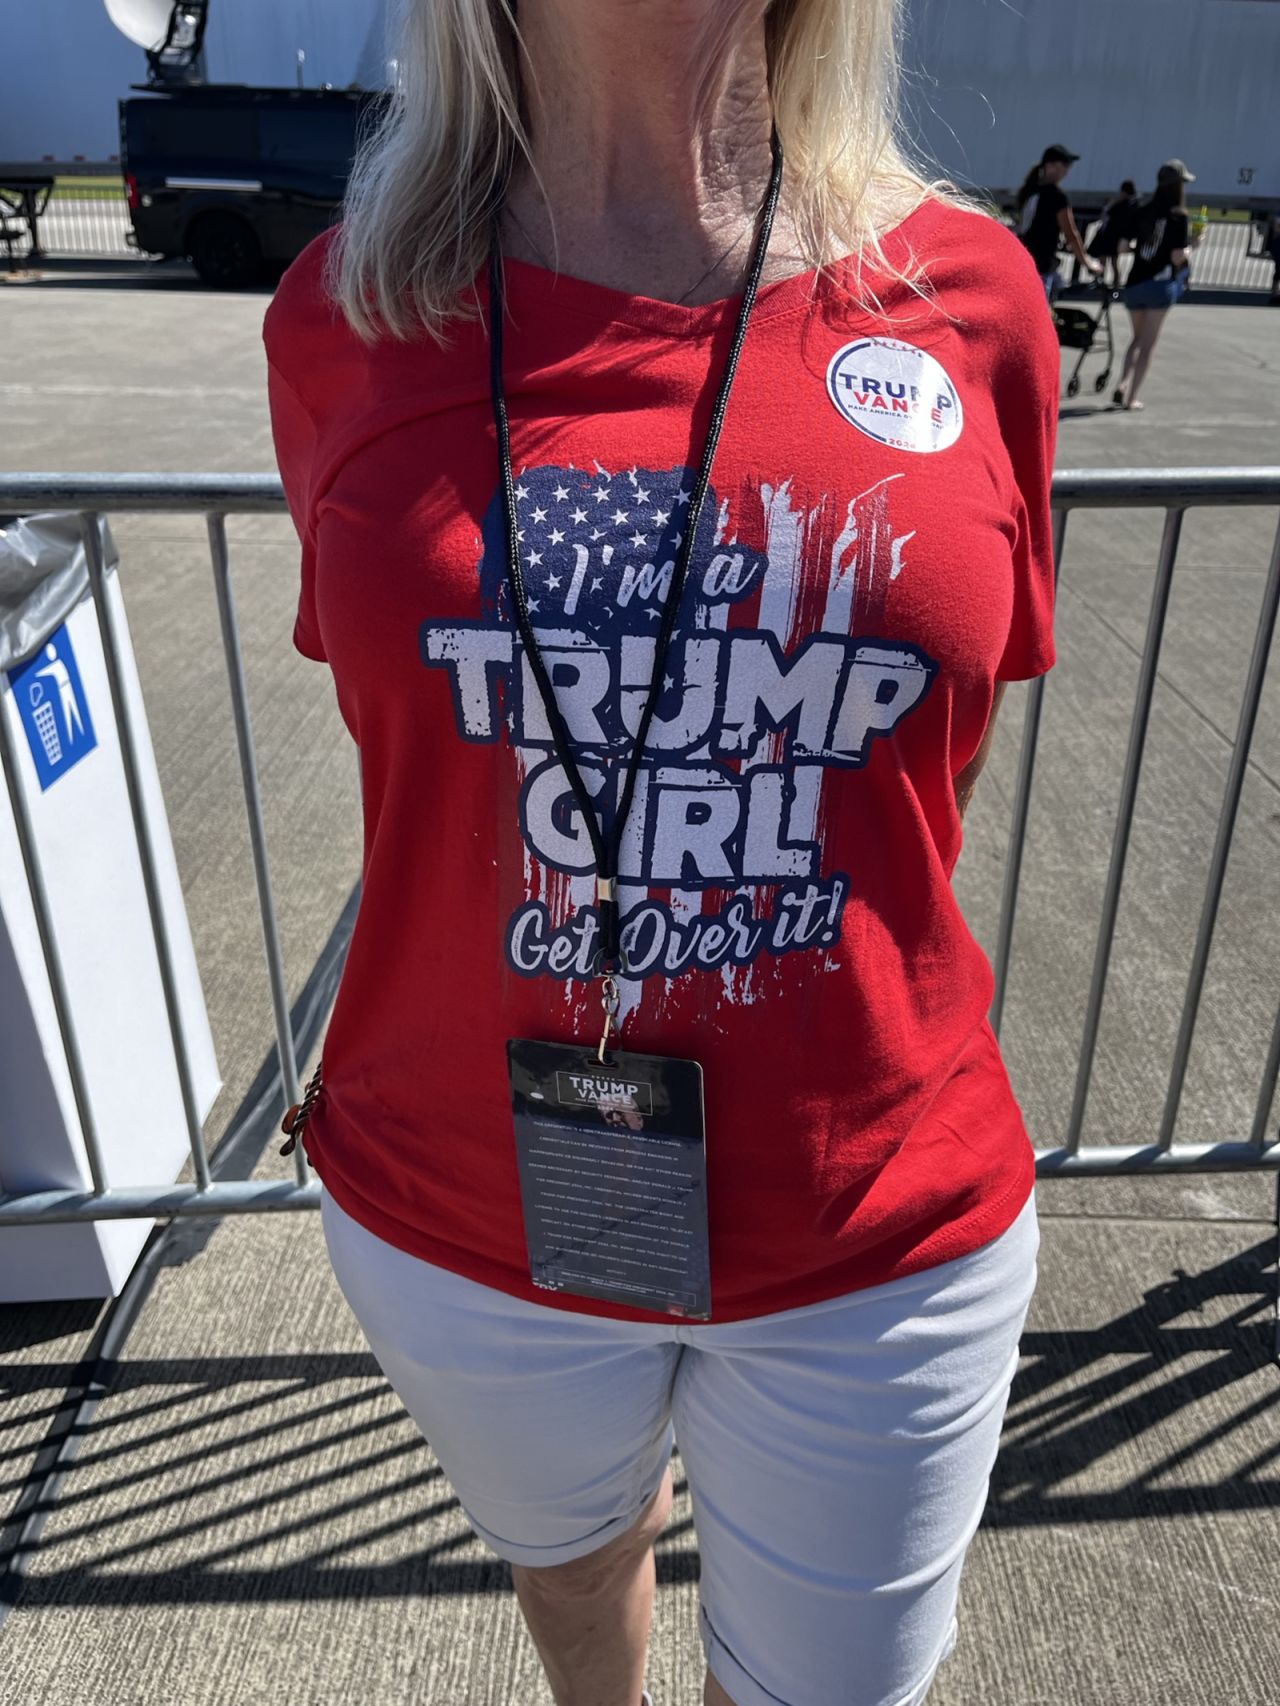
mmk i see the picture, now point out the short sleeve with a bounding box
[1169,210,1190,252]
[266,360,327,662]
[993,267,1061,681]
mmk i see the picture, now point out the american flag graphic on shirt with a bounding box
[421,460,936,1024]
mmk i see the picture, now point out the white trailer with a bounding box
[902,0,1280,207]
[0,0,391,164]
[1,0,1276,212]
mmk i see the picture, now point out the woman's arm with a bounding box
[1171,210,1194,270]
[955,681,1010,819]
[1057,206,1103,273]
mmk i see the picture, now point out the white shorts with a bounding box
[321,1188,1039,1706]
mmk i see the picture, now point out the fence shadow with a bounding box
[0,1300,103,1355]
[990,1235,1278,1525]
[1,1231,1275,1613]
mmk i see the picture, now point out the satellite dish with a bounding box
[104,0,181,50]
[104,2,209,82]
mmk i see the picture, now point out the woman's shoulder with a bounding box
[895,199,1060,390]
[912,197,1031,261]
[905,198,1053,314]
[262,226,349,398]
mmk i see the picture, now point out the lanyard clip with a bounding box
[597,973,621,1064]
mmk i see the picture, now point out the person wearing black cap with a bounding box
[1114,159,1197,409]
[1015,144,1103,299]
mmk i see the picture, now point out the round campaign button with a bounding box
[825,337,963,454]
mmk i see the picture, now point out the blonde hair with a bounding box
[331,0,956,342]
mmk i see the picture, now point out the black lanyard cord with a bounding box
[489,127,785,975]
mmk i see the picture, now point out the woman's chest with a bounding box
[312,332,1020,756]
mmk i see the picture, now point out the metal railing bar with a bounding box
[1248,995,1280,1152]
[2,1135,1278,1226]
[1065,507,1185,1153]
[1159,512,1280,1150]
[990,507,1065,1038]
[1048,467,1280,509]
[207,513,307,1184]
[1033,1141,1280,1177]
[0,1181,322,1223]
[79,514,211,1193]
[0,473,285,514]
[0,699,109,1194]
[3,467,1280,519]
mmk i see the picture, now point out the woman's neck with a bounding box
[503,0,807,302]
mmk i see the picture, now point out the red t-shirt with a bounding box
[264,199,1059,1322]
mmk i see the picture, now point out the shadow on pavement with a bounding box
[991,1235,1279,1525]
[0,1301,103,1356]
[1,1231,1275,1611]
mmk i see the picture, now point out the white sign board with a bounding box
[0,582,220,1300]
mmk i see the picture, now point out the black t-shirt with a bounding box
[1088,194,1138,257]
[1127,206,1190,286]
[1019,182,1069,274]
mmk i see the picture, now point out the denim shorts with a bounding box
[321,1186,1039,1706]
[1125,274,1186,310]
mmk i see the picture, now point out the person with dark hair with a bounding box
[1016,144,1103,298]
[1087,178,1139,288]
[1114,159,1196,410]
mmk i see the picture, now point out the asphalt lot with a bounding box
[1,258,1278,1705]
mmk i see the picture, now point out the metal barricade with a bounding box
[1071,215,1277,295]
[0,169,134,263]
[0,468,1277,1231]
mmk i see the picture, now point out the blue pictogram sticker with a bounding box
[8,624,98,791]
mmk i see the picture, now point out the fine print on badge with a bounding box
[507,1038,711,1319]
[826,337,963,454]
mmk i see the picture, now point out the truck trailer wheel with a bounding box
[186,212,262,289]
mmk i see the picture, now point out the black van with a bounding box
[120,84,383,287]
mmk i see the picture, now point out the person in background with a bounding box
[1266,209,1280,305]
[1086,178,1138,288]
[1016,144,1103,299]
[1114,159,1196,410]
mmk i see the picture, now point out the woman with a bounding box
[1087,178,1139,289]
[1015,143,1103,298]
[1113,159,1196,410]
[265,4,1058,1704]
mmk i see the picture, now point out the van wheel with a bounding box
[186,212,262,288]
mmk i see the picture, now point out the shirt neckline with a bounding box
[493,195,948,337]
